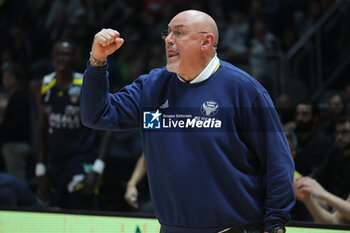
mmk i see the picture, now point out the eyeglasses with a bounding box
[161,29,208,40]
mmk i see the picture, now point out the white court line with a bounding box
[218,228,232,233]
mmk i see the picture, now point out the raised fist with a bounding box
[91,29,124,62]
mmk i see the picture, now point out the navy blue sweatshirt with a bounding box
[81,60,295,233]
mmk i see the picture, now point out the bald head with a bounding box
[165,10,219,81]
[53,41,74,54]
[172,10,219,47]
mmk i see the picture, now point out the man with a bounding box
[290,101,335,221]
[295,115,350,222]
[37,41,107,210]
[312,117,350,200]
[320,93,347,140]
[0,62,31,186]
[275,94,295,131]
[81,10,295,233]
[293,101,334,176]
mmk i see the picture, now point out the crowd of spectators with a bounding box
[1,0,343,92]
[0,0,350,225]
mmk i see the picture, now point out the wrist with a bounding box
[127,182,137,187]
[35,163,46,177]
[317,190,330,201]
[92,158,105,175]
[89,52,107,67]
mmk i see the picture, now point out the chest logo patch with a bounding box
[201,101,219,116]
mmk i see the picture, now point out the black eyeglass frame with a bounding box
[161,30,209,40]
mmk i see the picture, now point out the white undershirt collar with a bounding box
[177,54,220,84]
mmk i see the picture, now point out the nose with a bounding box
[57,53,67,61]
[165,32,175,44]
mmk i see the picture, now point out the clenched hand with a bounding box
[91,29,124,62]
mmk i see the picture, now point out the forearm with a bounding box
[304,196,336,223]
[37,122,48,164]
[98,131,114,161]
[318,192,350,222]
[37,141,47,164]
[81,64,110,129]
[91,131,114,176]
[37,129,48,177]
[81,63,142,130]
[127,154,146,186]
[37,96,48,165]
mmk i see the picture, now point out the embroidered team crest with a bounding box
[201,101,219,116]
[160,99,169,109]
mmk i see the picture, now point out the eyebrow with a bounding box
[167,24,187,30]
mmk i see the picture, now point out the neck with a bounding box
[56,72,73,89]
[178,52,215,82]
[178,73,198,82]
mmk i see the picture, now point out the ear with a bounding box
[200,33,215,51]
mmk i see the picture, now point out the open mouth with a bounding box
[167,50,179,59]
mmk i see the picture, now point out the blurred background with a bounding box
[0,0,350,221]
[1,0,349,101]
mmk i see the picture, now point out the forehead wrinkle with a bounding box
[168,24,187,30]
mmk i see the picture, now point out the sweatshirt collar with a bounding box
[177,54,220,84]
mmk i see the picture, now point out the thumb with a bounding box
[115,37,124,50]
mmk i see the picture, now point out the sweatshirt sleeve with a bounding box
[242,91,296,231]
[80,63,142,131]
